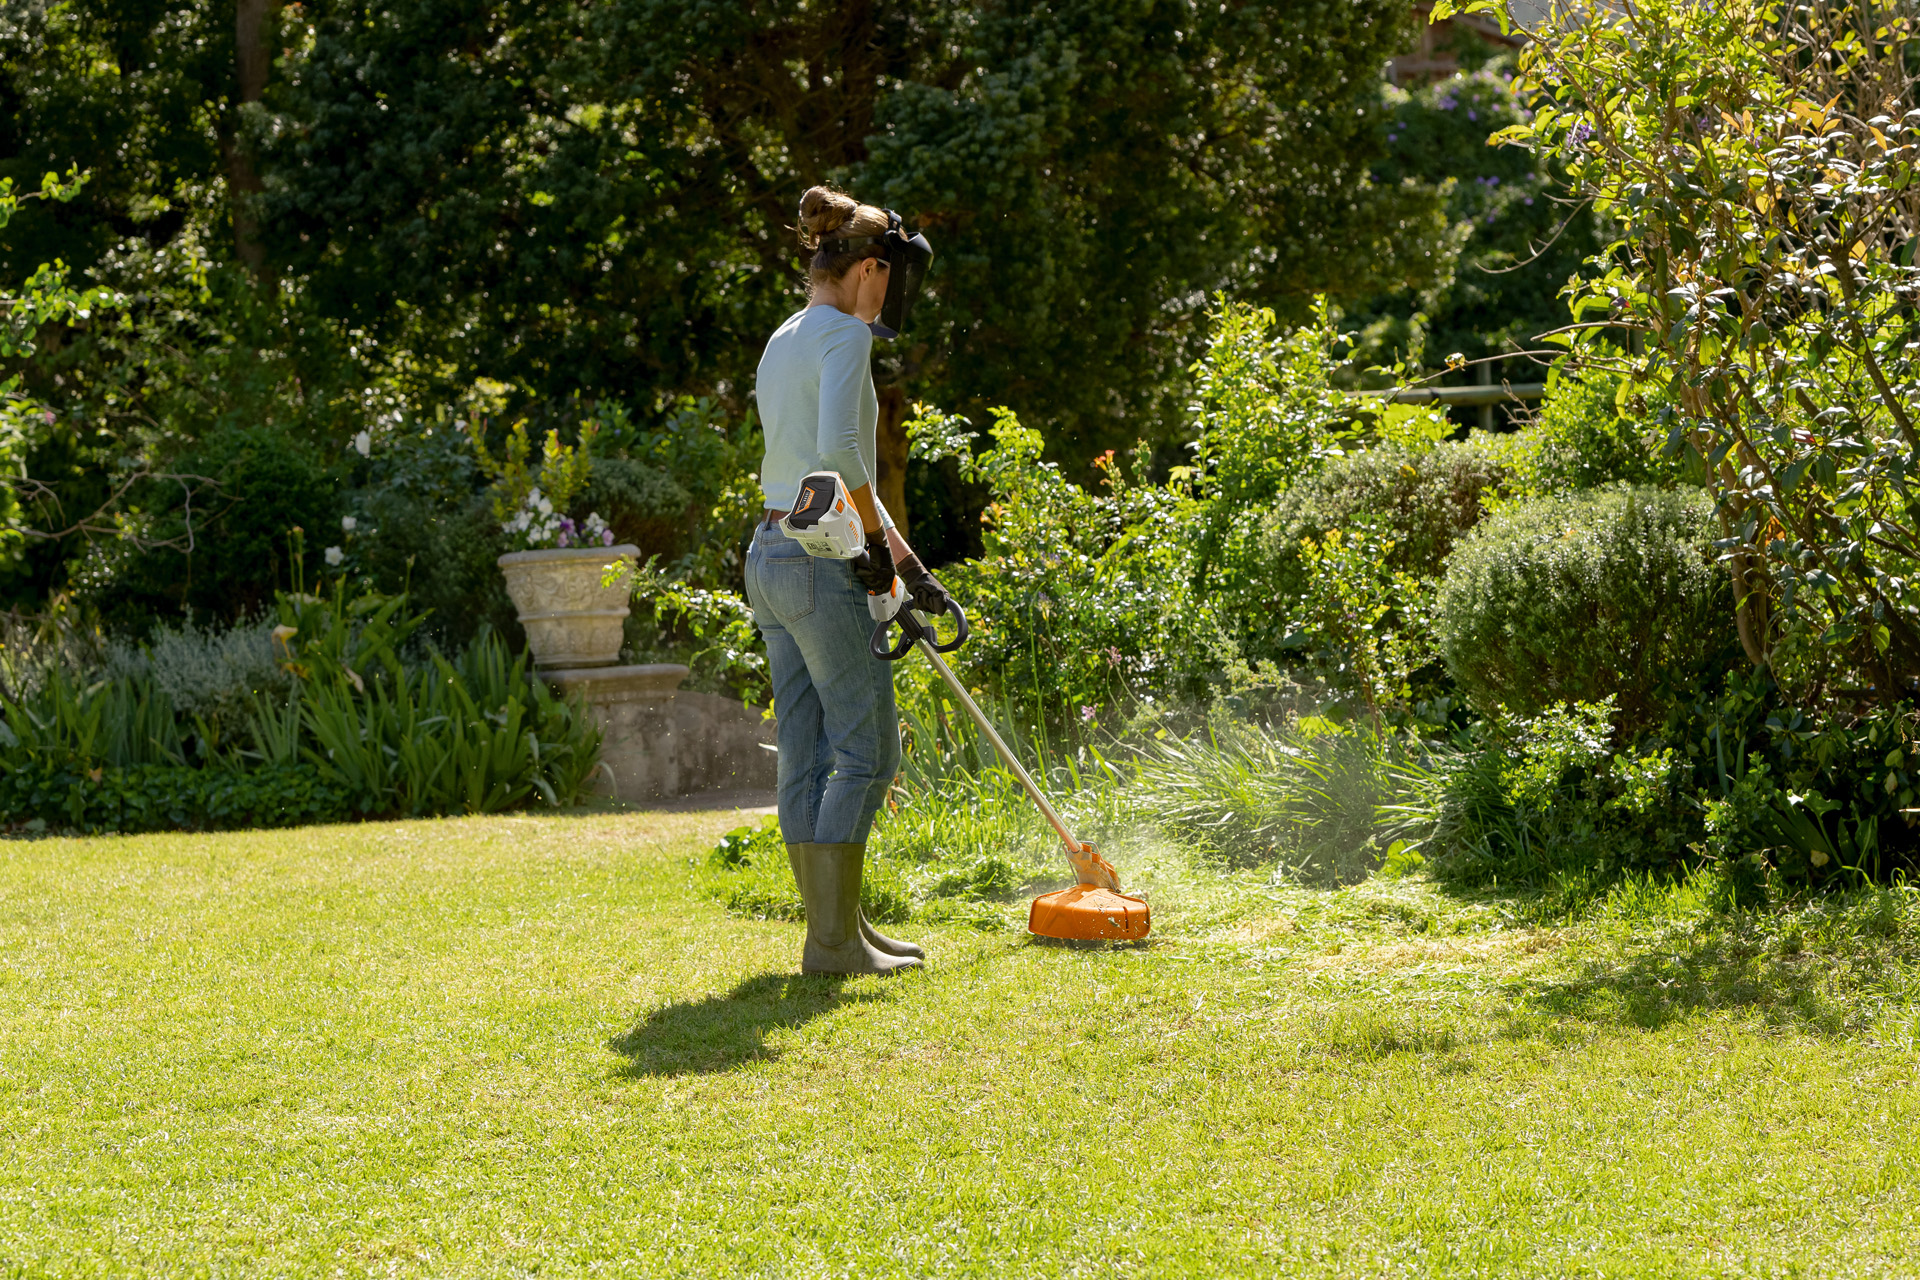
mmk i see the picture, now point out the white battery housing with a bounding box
[779,471,866,559]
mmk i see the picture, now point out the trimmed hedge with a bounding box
[1435,484,1736,733]
[0,760,353,835]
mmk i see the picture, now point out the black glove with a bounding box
[894,553,954,616]
[853,530,896,595]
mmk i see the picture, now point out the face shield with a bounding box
[819,209,933,340]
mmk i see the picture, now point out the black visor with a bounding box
[819,209,933,340]
[872,211,933,340]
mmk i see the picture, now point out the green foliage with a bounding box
[910,301,1380,725]
[1504,363,1675,499]
[1129,719,1387,884]
[1269,437,1512,581]
[616,558,767,704]
[0,759,351,836]
[100,614,289,742]
[0,588,604,831]
[1395,670,1920,893]
[166,424,339,619]
[1350,65,1603,383]
[1481,0,1920,698]
[0,167,117,579]
[238,0,1453,459]
[274,588,603,814]
[1392,699,1702,887]
[1186,299,1364,511]
[340,424,515,650]
[1437,486,1736,734]
[1293,525,1439,722]
[1682,680,1920,893]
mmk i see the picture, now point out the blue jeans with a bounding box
[743,523,900,845]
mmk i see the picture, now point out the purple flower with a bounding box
[1081,705,1096,723]
[601,529,615,546]
[1572,120,1594,145]
[1524,196,1534,206]
[1485,212,1497,224]
[1468,109,1478,121]
[557,530,571,548]
[1486,175,1499,186]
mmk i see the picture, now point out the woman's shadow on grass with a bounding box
[609,972,889,1077]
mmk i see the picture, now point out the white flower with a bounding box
[324,545,344,566]
[352,430,372,457]
[536,496,553,516]
[341,515,357,532]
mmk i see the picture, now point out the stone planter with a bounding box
[497,544,641,669]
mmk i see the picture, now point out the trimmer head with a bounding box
[1028,884,1152,941]
[1027,840,1150,941]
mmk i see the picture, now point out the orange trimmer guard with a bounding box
[1028,884,1151,941]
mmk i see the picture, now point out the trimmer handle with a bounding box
[869,598,969,662]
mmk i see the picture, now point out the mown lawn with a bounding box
[4,811,1920,1278]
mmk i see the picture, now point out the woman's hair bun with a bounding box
[797,186,858,249]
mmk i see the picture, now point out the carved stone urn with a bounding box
[496,545,641,669]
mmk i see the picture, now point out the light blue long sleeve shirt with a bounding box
[755,305,893,527]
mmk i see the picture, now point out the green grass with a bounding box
[6,813,1920,1276]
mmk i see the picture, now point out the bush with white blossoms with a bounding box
[500,487,613,551]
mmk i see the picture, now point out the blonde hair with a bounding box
[797,185,889,283]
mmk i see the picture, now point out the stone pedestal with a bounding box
[542,663,776,803]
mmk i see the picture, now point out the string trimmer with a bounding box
[780,471,1151,942]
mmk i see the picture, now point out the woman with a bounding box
[745,186,952,976]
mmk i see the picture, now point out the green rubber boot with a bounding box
[786,842,922,975]
[787,844,925,960]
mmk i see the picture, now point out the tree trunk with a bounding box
[877,383,910,540]
[1715,484,1770,670]
[223,0,274,280]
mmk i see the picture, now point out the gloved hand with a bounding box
[894,553,954,616]
[853,530,896,595]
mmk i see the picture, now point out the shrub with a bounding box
[581,457,694,562]
[1269,436,1510,582]
[0,759,352,835]
[1499,0,1920,699]
[100,614,289,744]
[106,423,339,624]
[1436,485,1735,734]
[907,300,1368,724]
[1505,366,1674,499]
[1390,699,1704,888]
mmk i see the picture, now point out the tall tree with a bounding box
[260,0,1454,531]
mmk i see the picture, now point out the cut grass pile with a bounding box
[5,811,1920,1276]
